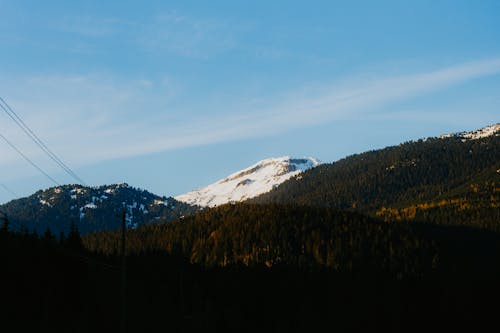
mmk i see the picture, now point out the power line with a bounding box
[0,132,60,186]
[0,97,85,184]
[0,97,85,185]
[0,183,17,197]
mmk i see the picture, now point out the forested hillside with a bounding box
[0,183,198,235]
[250,134,499,230]
[85,204,437,275]
[375,172,500,230]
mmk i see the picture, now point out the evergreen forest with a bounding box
[1,133,499,332]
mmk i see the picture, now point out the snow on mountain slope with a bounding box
[439,123,500,140]
[0,183,198,235]
[175,157,321,207]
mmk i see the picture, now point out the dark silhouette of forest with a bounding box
[84,204,438,276]
[2,203,500,332]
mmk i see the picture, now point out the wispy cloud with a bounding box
[1,58,499,176]
[50,11,239,59]
[55,16,123,38]
[136,11,238,58]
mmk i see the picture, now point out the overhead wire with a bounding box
[0,96,117,270]
[0,132,60,186]
[1,183,18,197]
[0,97,85,185]
[0,96,117,271]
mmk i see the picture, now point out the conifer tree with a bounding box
[66,221,83,251]
[43,228,56,243]
[0,212,9,234]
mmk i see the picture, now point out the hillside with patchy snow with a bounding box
[175,157,321,207]
[0,183,198,235]
[439,123,500,140]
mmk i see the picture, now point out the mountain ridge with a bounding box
[0,183,198,235]
[249,124,499,230]
[175,156,320,207]
[1,123,498,235]
[439,123,499,140]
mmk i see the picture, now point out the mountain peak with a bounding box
[175,156,321,207]
[1,183,197,235]
[439,123,500,140]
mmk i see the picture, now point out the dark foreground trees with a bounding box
[85,204,439,277]
[1,204,499,332]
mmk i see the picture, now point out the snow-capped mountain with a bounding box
[0,183,198,235]
[439,123,500,140]
[175,157,321,207]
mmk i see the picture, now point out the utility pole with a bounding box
[121,210,127,333]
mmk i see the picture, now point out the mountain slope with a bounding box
[85,203,436,274]
[250,125,500,228]
[439,123,500,140]
[175,157,320,207]
[0,183,198,235]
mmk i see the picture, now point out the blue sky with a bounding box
[0,0,499,202]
